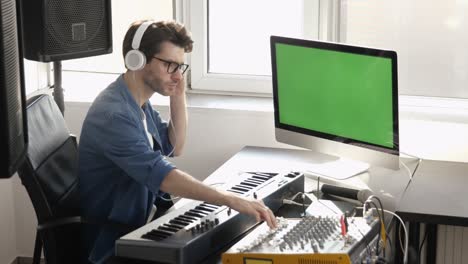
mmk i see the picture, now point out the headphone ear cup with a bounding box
[125,49,147,71]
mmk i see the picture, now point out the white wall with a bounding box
[11,174,38,258]
[0,177,18,264]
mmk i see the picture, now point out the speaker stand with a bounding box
[53,61,65,115]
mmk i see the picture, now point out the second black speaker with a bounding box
[20,0,112,62]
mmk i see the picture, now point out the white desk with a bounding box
[197,146,414,211]
[201,146,468,264]
[397,159,468,224]
[395,159,468,264]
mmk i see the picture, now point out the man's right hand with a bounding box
[224,192,277,229]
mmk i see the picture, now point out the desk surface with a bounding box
[176,146,468,224]
[397,159,468,225]
[176,146,415,213]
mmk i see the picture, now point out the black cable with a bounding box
[302,193,306,217]
[398,220,406,262]
[412,158,422,179]
[369,196,386,258]
[418,228,429,264]
[370,196,386,228]
[367,201,383,257]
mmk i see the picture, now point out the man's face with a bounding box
[142,41,185,96]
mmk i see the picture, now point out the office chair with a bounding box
[18,94,85,264]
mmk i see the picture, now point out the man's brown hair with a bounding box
[122,20,193,68]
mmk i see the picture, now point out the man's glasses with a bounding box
[153,56,190,75]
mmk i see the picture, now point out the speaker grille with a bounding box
[45,0,108,54]
[0,0,25,168]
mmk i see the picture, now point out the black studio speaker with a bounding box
[1,0,28,178]
[20,0,112,62]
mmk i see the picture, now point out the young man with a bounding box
[78,20,276,264]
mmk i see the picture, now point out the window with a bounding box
[188,0,321,94]
[24,60,49,96]
[340,0,468,99]
[188,0,468,100]
[59,0,468,101]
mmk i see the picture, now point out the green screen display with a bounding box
[275,43,394,148]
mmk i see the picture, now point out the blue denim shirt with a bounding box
[78,75,176,263]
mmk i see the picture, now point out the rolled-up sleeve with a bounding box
[98,111,175,194]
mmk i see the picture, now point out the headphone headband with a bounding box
[131,21,154,50]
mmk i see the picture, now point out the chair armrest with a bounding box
[37,216,83,231]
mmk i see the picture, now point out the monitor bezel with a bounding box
[271,35,399,161]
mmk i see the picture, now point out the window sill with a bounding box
[62,71,273,113]
[62,71,468,122]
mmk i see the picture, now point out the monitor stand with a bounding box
[305,157,370,180]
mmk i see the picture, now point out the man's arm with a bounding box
[168,78,187,156]
[160,169,277,228]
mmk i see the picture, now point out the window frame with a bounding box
[184,0,325,95]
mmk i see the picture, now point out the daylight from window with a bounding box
[208,0,304,76]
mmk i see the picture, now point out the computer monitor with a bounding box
[270,36,399,178]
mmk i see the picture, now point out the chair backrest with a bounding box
[18,94,82,264]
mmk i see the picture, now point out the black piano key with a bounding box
[227,189,244,194]
[147,230,169,238]
[231,186,249,192]
[164,223,185,230]
[178,215,197,221]
[150,229,172,236]
[195,206,215,213]
[239,182,257,188]
[244,179,263,185]
[158,225,178,233]
[201,203,219,209]
[191,209,209,216]
[185,211,204,218]
[172,217,192,225]
[142,233,166,241]
[238,183,254,189]
[169,219,190,226]
[252,175,270,181]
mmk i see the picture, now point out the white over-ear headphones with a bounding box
[124,21,154,71]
